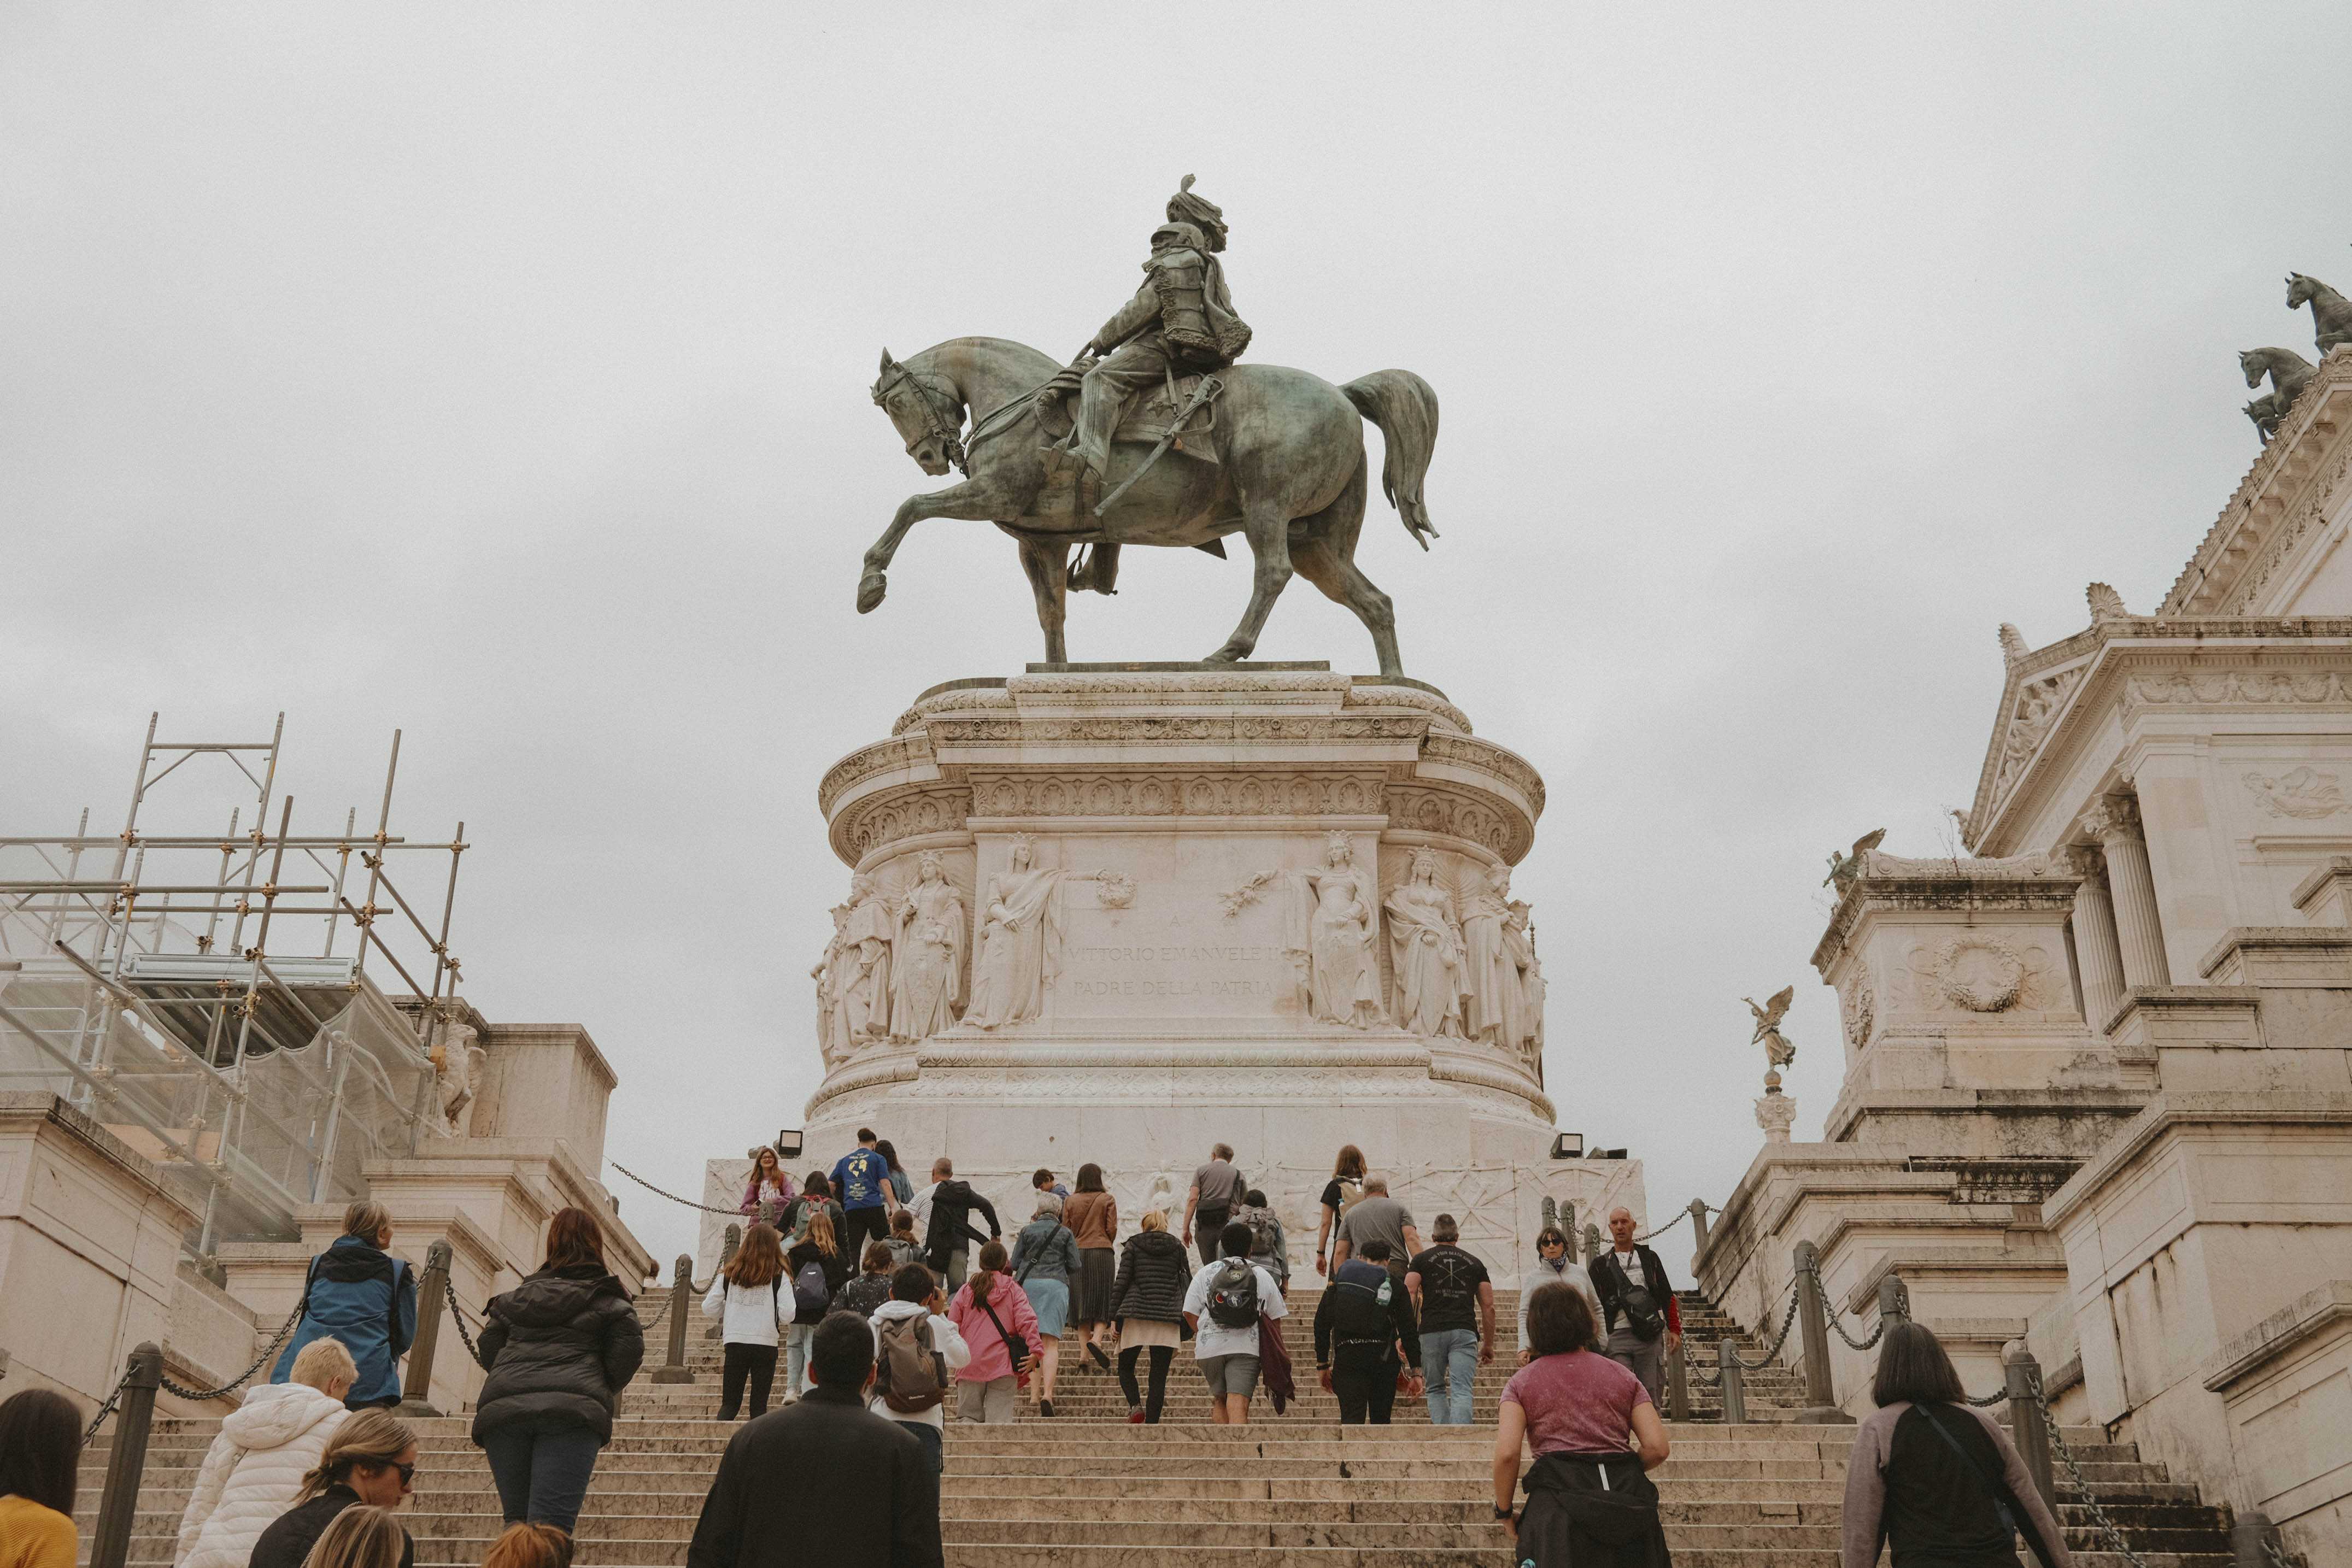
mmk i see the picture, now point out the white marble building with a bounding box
[1699,347,2352,1564]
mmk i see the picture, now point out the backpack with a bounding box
[1333,1178,1365,1215]
[875,1313,949,1415]
[834,1274,893,1320]
[1605,1252,1665,1342]
[1205,1258,1261,1329]
[1242,1208,1279,1260]
[792,1256,833,1317]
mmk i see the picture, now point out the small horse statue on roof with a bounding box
[2288,273,2352,356]
[2243,346,2316,444]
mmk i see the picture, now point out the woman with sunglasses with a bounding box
[1516,1226,1599,1364]
[245,1410,418,1568]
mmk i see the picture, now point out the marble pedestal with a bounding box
[770,666,1640,1279]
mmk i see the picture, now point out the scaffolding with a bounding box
[0,716,472,1260]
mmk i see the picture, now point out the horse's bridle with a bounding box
[872,361,967,474]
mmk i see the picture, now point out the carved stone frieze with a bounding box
[965,769,1388,821]
[2243,766,2349,819]
[1990,666,2084,806]
[837,788,970,862]
[1385,786,1520,859]
[891,684,1013,735]
[932,714,1427,746]
[2125,668,2352,710]
[1005,672,1350,698]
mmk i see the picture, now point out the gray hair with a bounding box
[1033,1193,1064,1220]
[1363,1173,1390,1196]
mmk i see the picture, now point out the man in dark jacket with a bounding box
[688,1312,943,1568]
[1590,1207,1681,1406]
[1312,1240,1423,1424]
[914,1159,999,1290]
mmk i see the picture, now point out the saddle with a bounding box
[1035,368,1224,458]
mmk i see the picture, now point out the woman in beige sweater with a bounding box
[1060,1163,1119,1370]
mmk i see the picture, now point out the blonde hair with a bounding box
[725,1223,784,1289]
[1138,1209,1168,1233]
[803,1211,838,1258]
[342,1201,390,1243]
[289,1337,358,1393]
[298,1506,404,1568]
[298,1410,414,1502]
[480,1524,572,1568]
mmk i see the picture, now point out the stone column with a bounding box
[2068,852,2128,1027]
[2086,796,2170,988]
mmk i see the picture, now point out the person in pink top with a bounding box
[1493,1282,1671,1567]
[945,1240,1037,1424]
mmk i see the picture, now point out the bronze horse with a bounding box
[864,337,1439,676]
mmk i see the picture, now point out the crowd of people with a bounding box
[0,1131,2075,1568]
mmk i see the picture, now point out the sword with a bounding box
[1094,374,1221,518]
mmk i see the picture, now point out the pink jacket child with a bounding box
[948,1275,1041,1387]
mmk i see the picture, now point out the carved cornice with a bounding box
[1421,735,1546,819]
[965,769,1389,821]
[1965,624,2352,851]
[1346,683,1473,736]
[1811,857,2081,975]
[2164,348,2352,616]
[819,732,936,821]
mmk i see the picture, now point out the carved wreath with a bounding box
[1935,935,2025,1013]
[1841,972,1875,1046]
[1095,872,1136,909]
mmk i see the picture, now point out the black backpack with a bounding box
[1205,1257,1260,1329]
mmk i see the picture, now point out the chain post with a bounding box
[1582,1221,1603,1264]
[2232,1511,2275,1568]
[705,1224,742,1341]
[1876,1271,1910,1335]
[1667,1335,1691,1422]
[90,1343,163,1568]
[2001,1342,2055,1511]
[1686,1198,1711,1255]
[1716,1336,1746,1424]
[397,1240,454,1416]
[1792,1241,1843,1421]
[650,1254,695,1383]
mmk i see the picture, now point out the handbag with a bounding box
[977,1290,1030,1379]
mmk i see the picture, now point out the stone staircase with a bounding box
[78,1286,2233,1567]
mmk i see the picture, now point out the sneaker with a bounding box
[1127,1406,1145,1424]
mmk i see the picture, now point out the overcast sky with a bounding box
[8,5,2350,1282]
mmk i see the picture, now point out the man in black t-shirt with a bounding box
[1404,1213,1494,1425]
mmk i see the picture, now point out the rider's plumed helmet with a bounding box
[1165,173,1229,252]
[1150,220,1206,254]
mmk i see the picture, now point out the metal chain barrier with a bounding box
[1634,1200,1716,1244]
[611,1159,741,1216]
[1961,1386,2008,1407]
[1731,1281,1802,1370]
[2029,1365,2148,1568]
[159,1303,304,1403]
[638,1290,672,1331]
[82,1377,127,1444]
[2265,1535,2308,1568]
[1804,1259,1888,1352]
[443,1276,490,1370]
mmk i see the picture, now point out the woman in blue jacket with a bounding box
[271,1202,417,1410]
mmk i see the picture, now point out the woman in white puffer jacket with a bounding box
[175,1338,357,1568]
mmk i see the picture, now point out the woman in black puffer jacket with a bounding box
[1107,1208,1194,1423]
[471,1208,644,1532]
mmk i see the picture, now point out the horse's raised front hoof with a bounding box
[857,571,889,614]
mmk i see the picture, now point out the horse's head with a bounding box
[2289,274,2320,309]
[2242,348,2274,389]
[871,348,964,477]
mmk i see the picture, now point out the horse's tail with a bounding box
[1342,370,1440,549]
